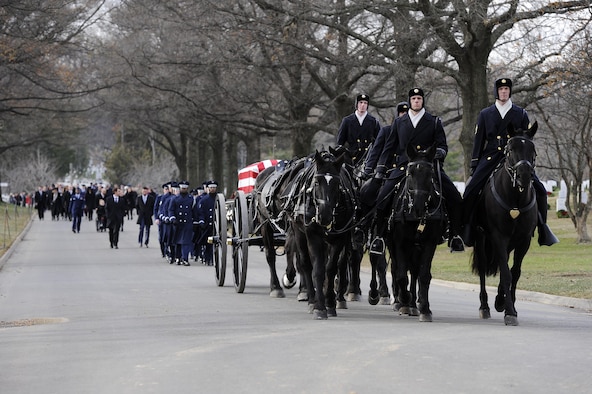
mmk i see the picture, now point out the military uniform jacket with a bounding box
[471,103,529,172]
[168,193,196,245]
[376,111,447,179]
[364,124,391,174]
[337,112,380,164]
[197,193,216,230]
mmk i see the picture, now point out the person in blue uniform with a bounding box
[463,77,558,246]
[154,182,171,258]
[371,87,465,253]
[336,93,381,165]
[196,181,218,266]
[69,186,85,233]
[168,181,196,266]
[161,181,179,263]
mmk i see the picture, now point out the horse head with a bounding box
[505,121,537,190]
[404,143,437,219]
[307,150,343,229]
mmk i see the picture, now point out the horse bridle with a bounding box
[304,172,338,230]
[490,136,537,218]
[504,136,536,190]
[401,159,444,220]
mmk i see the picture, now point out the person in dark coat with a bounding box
[85,185,96,221]
[105,186,126,249]
[371,87,465,253]
[69,186,85,233]
[136,186,156,248]
[196,181,218,266]
[463,77,558,247]
[360,101,409,210]
[34,186,47,220]
[336,93,381,165]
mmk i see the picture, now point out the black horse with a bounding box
[471,122,539,326]
[387,143,447,322]
[251,159,304,298]
[288,150,346,319]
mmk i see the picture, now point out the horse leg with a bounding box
[309,236,328,320]
[262,226,285,298]
[377,253,391,305]
[335,247,348,309]
[325,245,340,317]
[282,229,298,290]
[346,247,362,301]
[497,253,518,326]
[294,227,315,312]
[417,243,437,322]
[505,245,527,325]
[478,272,491,319]
[368,252,381,305]
[390,255,401,311]
[408,267,420,317]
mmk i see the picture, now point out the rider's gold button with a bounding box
[487,156,492,160]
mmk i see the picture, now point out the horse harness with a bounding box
[489,136,537,219]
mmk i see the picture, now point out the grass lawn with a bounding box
[0,203,34,258]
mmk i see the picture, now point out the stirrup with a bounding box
[370,237,385,255]
[449,235,465,253]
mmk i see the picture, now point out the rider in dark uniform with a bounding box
[370,88,465,253]
[462,78,558,246]
[336,93,381,165]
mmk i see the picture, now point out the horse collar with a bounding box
[489,177,536,219]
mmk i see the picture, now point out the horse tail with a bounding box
[471,233,499,277]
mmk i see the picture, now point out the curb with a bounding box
[432,278,592,313]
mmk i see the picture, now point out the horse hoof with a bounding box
[419,313,433,322]
[282,274,296,289]
[409,307,420,317]
[313,309,328,320]
[379,296,391,305]
[495,295,505,312]
[393,302,402,312]
[346,293,361,302]
[479,308,491,319]
[399,306,410,315]
[368,290,380,305]
[327,308,337,317]
[504,315,519,326]
[297,292,309,302]
[269,289,286,298]
[336,300,348,309]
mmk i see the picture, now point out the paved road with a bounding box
[1,216,591,394]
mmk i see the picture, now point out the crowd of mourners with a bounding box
[19,180,219,266]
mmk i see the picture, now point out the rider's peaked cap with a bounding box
[179,181,190,189]
[494,78,512,99]
[355,94,370,109]
[396,101,409,113]
[408,87,424,99]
